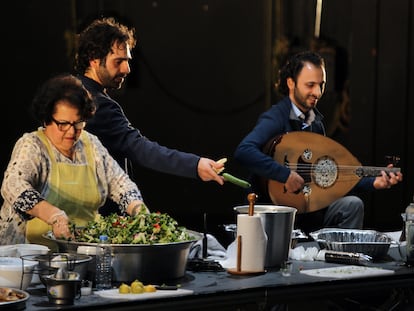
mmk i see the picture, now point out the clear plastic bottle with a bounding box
[405,201,414,265]
[95,235,112,289]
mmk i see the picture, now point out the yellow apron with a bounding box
[26,130,101,250]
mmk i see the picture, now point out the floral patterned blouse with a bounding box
[0,128,143,244]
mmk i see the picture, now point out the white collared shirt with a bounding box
[291,102,315,129]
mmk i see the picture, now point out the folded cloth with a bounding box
[188,234,227,260]
[289,245,319,261]
[384,230,403,243]
[218,239,237,269]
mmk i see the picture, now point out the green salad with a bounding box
[72,211,194,244]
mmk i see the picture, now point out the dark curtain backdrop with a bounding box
[2,0,413,245]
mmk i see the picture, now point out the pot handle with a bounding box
[76,283,82,300]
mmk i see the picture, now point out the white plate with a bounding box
[94,288,193,300]
[0,287,30,307]
[300,265,394,279]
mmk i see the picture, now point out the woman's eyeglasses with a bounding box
[51,117,86,131]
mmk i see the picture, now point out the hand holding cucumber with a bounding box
[214,158,251,189]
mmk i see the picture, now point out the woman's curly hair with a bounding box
[31,73,96,125]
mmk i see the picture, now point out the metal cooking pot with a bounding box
[234,205,296,268]
[43,230,202,284]
[43,271,81,305]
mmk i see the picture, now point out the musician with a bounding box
[234,51,403,233]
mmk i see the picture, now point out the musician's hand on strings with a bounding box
[373,164,403,189]
[283,171,304,193]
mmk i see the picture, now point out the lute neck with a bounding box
[355,166,400,178]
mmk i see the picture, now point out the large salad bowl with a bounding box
[43,212,202,284]
[44,230,201,284]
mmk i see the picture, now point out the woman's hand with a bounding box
[49,211,73,239]
[127,201,149,216]
[27,202,74,240]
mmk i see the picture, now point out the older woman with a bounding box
[0,73,147,248]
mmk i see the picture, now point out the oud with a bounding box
[264,132,400,214]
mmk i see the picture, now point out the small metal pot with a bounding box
[43,271,81,305]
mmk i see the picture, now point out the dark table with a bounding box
[24,243,414,311]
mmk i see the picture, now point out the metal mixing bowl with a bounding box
[309,228,393,259]
[43,230,202,284]
[21,253,92,285]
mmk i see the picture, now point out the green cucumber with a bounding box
[222,173,251,189]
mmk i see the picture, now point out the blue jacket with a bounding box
[79,75,200,180]
[234,96,374,201]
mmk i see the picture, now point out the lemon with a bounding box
[131,279,143,288]
[119,283,130,294]
[143,284,157,292]
[130,279,144,294]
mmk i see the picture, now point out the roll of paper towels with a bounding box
[236,214,268,272]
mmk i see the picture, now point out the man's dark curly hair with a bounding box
[31,73,96,125]
[276,51,325,96]
[74,17,137,74]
